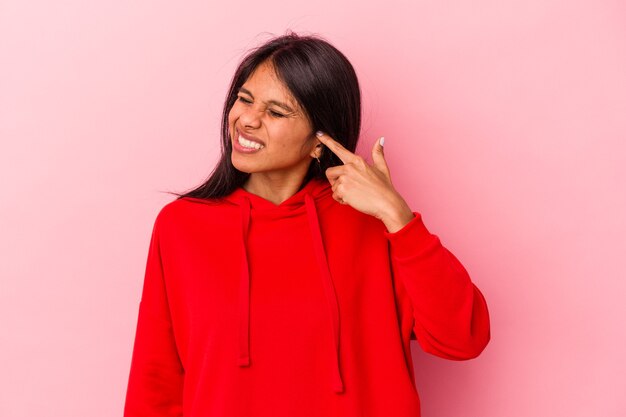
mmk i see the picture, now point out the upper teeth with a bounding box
[238,135,264,149]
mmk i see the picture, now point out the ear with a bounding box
[310,143,323,159]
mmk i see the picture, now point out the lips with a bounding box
[235,127,265,146]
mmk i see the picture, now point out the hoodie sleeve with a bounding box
[384,211,490,360]
[124,213,185,417]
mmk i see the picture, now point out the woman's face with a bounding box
[228,60,319,180]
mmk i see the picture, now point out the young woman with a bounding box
[124,31,490,417]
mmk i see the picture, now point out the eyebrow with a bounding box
[238,87,296,113]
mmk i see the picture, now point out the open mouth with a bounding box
[237,134,265,150]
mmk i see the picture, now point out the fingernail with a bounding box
[315,131,324,137]
[379,137,385,147]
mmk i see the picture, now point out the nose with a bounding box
[239,104,263,129]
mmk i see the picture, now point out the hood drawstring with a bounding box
[237,195,251,367]
[236,192,345,394]
[304,193,345,394]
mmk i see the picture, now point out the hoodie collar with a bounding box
[223,178,345,394]
[225,177,332,213]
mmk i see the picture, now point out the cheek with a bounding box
[228,102,242,123]
[273,131,310,155]
[267,127,292,149]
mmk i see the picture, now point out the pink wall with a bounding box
[1,1,624,416]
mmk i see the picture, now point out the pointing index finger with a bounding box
[315,131,355,164]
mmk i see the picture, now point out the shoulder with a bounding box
[152,196,234,235]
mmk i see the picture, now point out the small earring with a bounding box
[315,155,321,165]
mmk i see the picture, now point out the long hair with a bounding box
[172,30,362,200]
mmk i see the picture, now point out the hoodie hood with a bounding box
[223,178,344,394]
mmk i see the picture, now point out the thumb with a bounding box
[371,137,390,178]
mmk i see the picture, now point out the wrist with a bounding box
[380,198,415,233]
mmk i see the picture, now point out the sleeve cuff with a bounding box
[383,211,437,259]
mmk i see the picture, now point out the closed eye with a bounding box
[237,96,286,118]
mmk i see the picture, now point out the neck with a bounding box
[243,173,309,206]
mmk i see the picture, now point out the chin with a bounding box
[231,156,256,174]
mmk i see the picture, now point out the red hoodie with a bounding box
[123,177,490,417]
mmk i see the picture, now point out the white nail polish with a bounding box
[380,137,385,147]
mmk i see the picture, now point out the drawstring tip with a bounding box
[238,356,250,367]
[332,382,344,394]
[331,375,345,394]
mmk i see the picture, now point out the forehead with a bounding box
[242,62,299,109]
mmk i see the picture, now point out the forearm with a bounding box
[384,211,491,359]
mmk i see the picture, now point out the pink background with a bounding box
[1,0,625,416]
